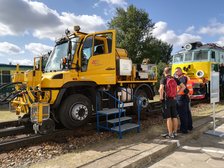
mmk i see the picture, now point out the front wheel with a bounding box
[59,94,92,129]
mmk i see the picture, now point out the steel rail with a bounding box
[0,120,22,129]
[0,129,75,153]
[0,100,208,153]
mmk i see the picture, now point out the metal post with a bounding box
[205,102,224,137]
[212,102,216,131]
[0,70,2,85]
[205,70,224,137]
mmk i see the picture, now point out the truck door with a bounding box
[78,30,116,85]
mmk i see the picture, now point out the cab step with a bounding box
[107,116,132,124]
[111,123,139,132]
[98,108,126,115]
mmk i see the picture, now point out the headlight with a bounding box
[196,70,204,78]
[184,43,192,50]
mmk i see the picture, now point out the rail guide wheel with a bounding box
[33,118,55,135]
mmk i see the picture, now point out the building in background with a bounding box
[0,64,33,85]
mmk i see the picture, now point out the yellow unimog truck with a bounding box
[6,26,157,134]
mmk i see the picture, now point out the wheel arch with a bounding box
[52,81,97,110]
[134,83,154,100]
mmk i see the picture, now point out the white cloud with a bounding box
[60,12,106,33]
[185,26,195,33]
[33,12,106,40]
[216,37,224,46]
[0,0,106,40]
[152,21,168,37]
[0,42,24,55]
[199,20,224,36]
[0,23,15,36]
[94,0,127,8]
[0,0,60,35]
[25,43,52,56]
[94,0,127,16]
[8,58,33,65]
[153,21,201,47]
[101,0,127,6]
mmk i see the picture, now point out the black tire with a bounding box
[59,94,92,129]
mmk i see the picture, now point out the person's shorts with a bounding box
[162,99,177,119]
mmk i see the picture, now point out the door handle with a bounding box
[105,67,115,70]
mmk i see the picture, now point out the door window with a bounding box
[94,33,112,55]
[82,36,93,71]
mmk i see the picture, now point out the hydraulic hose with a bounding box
[0,91,22,105]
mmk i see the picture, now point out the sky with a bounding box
[0,0,224,65]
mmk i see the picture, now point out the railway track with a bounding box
[0,118,33,138]
[0,129,73,153]
[0,120,23,129]
[0,100,203,153]
[191,99,209,106]
[0,122,95,153]
[0,125,32,138]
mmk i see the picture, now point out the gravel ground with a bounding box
[0,102,222,168]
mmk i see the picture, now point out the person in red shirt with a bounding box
[159,67,185,138]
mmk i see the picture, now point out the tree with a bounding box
[142,37,173,64]
[108,5,172,64]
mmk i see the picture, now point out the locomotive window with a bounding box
[220,52,224,63]
[184,52,192,61]
[173,53,183,63]
[193,50,208,61]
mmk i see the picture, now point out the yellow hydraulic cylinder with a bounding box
[38,103,43,124]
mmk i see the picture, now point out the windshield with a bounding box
[184,51,193,61]
[193,50,208,61]
[173,53,184,63]
[45,37,79,72]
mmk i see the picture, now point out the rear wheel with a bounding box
[134,89,152,116]
[59,94,92,129]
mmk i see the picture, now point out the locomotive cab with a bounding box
[172,42,224,99]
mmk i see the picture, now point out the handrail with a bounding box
[100,89,123,105]
[117,87,143,127]
[96,89,124,132]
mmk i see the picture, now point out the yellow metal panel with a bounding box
[117,80,157,84]
[49,90,59,104]
[41,70,79,88]
[172,62,211,80]
[79,53,116,84]
[78,30,117,85]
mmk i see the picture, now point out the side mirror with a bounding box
[34,57,41,71]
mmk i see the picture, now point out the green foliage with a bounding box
[142,37,173,64]
[108,5,173,64]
